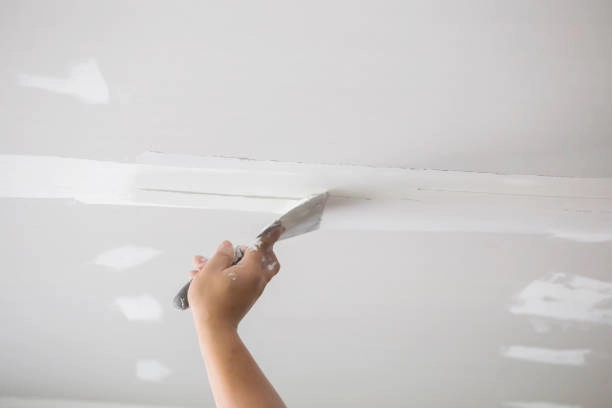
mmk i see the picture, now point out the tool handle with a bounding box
[173,246,245,310]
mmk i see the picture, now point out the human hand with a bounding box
[187,223,284,334]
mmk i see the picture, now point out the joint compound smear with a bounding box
[509,273,612,326]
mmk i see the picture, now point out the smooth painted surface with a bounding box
[1,1,612,176]
[1,1,612,407]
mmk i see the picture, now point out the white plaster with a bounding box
[114,294,162,322]
[1,154,611,238]
[136,359,170,382]
[550,231,612,243]
[509,273,612,326]
[504,402,581,408]
[93,246,161,270]
[0,154,294,213]
[17,59,110,104]
[501,345,591,366]
[249,236,263,251]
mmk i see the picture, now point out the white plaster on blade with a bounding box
[501,345,591,366]
[509,273,612,326]
[136,359,170,382]
[17,59,110,104]
[114,294,162,322]
[93,246,161,270]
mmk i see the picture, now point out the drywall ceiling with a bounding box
[1,1,612,176]
[2,199,612,408]
[1,1,611,408]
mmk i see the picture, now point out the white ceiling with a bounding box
[2,199,612,407]
[1,1,612,408]
[1,1,612,176]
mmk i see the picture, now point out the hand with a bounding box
[187,223,285,333]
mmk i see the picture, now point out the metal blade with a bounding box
[271,192,329,241]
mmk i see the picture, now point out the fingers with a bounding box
[192,255,208,269]
[243,222,284,264]
[205,240,235,272]
[188,255,208,279]
[242,223,282,282]
[261,250,281,281]
[252,221,285,253]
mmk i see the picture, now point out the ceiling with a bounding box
[1,1,611,408]
[1,0,612,176]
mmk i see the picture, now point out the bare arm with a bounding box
[187,224,286,408]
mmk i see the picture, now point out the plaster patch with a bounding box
[550,231,612,243]
[136,359,170,382]
[93,246,161,270]
[114,294,162,321]
[508,273,612,326]
[501,345,590,366]
[2,154,611,237]
[18,59,110,104]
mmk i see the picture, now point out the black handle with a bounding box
[173,246,245,310]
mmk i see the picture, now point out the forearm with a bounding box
[196,321,286,408]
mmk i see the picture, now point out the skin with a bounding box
[187,222,287,408]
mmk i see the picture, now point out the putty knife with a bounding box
[173,192,329,310]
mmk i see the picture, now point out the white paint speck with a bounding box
[249,237,263,251]
[93,246,161,270]
[508,273,612,326]
[501,345,591,366]
[18,59,110,104]
[136,359,170,382]
[228,271,237,281]
[267,261,277,271]
[114,294,162,321]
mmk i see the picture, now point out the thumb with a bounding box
[205,240,235,272]
[243,222,285,263]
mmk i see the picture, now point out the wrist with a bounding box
[194,316,238,343]
[196,321,242,365]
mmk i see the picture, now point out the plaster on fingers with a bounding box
[261,251,280,279]
[192,255,208,269]
[248,221,285,252]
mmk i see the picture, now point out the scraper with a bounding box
[173,192,329,310]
